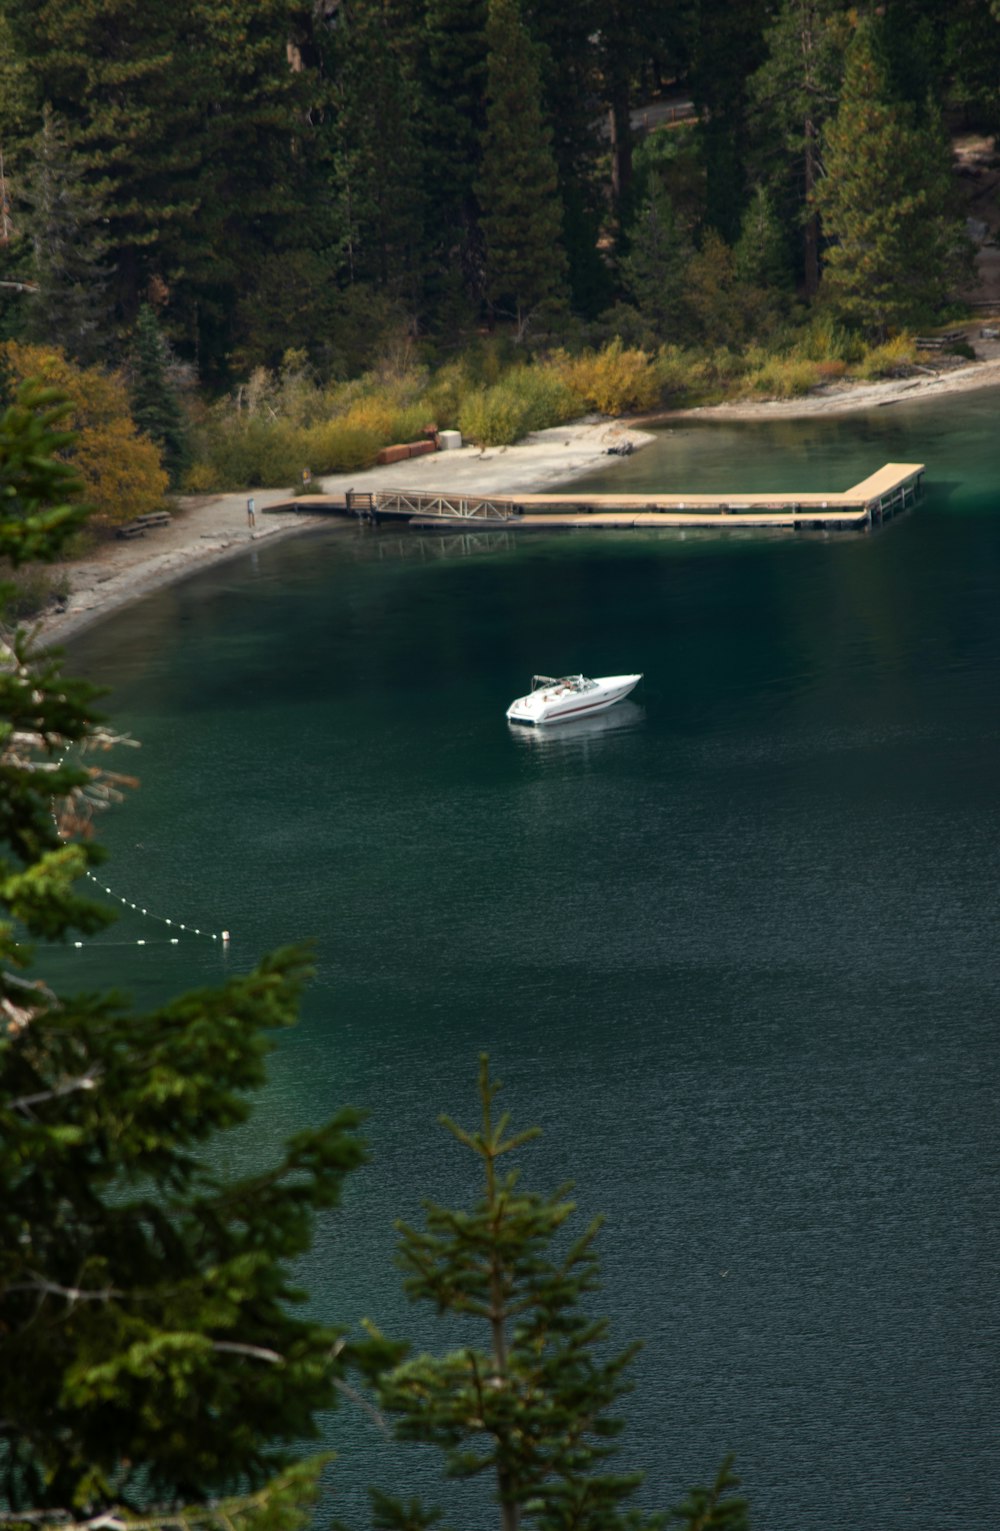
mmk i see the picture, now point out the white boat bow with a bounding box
[506,672,642,726]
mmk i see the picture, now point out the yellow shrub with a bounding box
[71,418,167,522]
[743,355,822,399]
[854,335,917,380]
[552,340,662,416]
[182,462,222,494]
[1,341,168,524]
[341,395,428,444]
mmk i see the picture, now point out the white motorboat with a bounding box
[506,672,642,726]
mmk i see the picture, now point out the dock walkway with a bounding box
[269,463,924,533]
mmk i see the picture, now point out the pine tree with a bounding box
[747,0,850,297]
[370,1056,661,1531]
[327,0,425,301]
[734,184,792,293]
[815,18,971,335]
[620,178,693,340]
[418,0,489,317]
[689,0,769,244]
[524,0,610,315]
[477,0,568,338]
[129,303,190,486]
[368,1059,748,1531]
[0,383,367,1528]
[19,107,111,366]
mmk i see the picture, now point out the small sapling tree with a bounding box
[365,1056,748,1531]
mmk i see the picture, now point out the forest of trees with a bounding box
[0,0,996,389]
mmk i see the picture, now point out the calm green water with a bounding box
[56,387,999,1530]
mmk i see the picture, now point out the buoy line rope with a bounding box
[47,752,230,950]
[78,871,230,949]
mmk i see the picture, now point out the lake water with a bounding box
[57,387,1000,1530]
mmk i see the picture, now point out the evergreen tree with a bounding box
[689,0,769,244]
[372,1056,667,1531]
[326,0,425,303]
[747,0,850,297]
[477,0,569,338]
[418,0,489,318]
[129,303,190,486]
[0,382,367,1528]
[815,19,971,335]
[19,107,111,366]
[524,0,611,315]
[734,184,792,293]
[620,178,693,340]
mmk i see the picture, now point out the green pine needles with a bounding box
[368,1055,745,1531]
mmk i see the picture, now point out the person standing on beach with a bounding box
[247,496,256,528]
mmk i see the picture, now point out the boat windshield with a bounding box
[530,674,598,693]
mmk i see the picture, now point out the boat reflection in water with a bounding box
[507,698,645,754]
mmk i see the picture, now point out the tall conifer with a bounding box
[747,0,850,297]
[621,179,693,339]
[19,107,111,365]
[477,0,568,338]
[129,303,190,486]
[815,19,970,334]
[374,1057,664,1531]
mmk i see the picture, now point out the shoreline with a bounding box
[34,359,1000,648]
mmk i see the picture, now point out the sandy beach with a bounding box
[34,355,1000,648]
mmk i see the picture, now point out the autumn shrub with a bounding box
[458,385,529,447]
[677,346,748,400]
[743,354,822,398]
[188,418,305,490]
[302,421,382,474]
[853,334,916,379]
[1,341,168,524]
[813,359,848,381]
[653,344,695,398]
[552,339,662,415]
[795,313,862,364]
[457,367,576,446]
[421,360,473,430]
[339,394,428,445]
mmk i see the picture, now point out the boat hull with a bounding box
[506,673,642,726]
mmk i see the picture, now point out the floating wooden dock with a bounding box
[270,463,924,533]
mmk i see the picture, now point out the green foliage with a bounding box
[129,305,190,487]
[734,186,791,293]
[0,384,368,1530]
[477,0,569,337]
[746,0,851,296]
[457,367,577,446]
[620,180,693,341]
[17,105,111,366]
[373,1055,665,1531]
[794,313,863,364]
[668,1455,748,1531]
[852,334,917,379]
[0,382,90,566]
[815,19,972,335]
[742,350,821,399]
